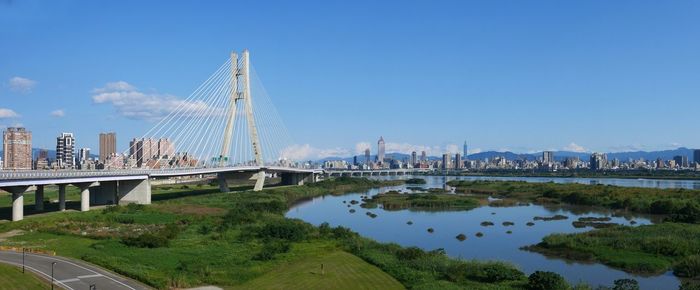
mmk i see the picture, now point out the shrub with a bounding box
[253,239,291,261]
[679,282,700,290]
[527,271,568,290]
[258,219,310,242]
[396,247,425,260]
[612,278,639,290]
[122,233,169,248]
[674,255,700,278]
[477,263,523,282]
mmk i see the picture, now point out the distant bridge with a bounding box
[324,168,432,177]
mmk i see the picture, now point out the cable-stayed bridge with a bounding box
[0,50,322,221]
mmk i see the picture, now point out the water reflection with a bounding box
[286,175,684,290]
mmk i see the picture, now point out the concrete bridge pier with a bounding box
[117,179,151,205]
[35,185,44,211]
[74,182,99,212]
[58,184,67,211]
[1,185,35,221]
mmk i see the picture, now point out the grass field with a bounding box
[233,250,404,290]
[0,262,49,290]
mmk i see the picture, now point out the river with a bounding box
[286,175,687,289]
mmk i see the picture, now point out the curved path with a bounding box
[0,250,151,290]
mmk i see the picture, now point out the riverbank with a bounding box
[0,177,539,289]
[447,179,700,283]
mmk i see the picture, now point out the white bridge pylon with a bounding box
[123,50,295,191]
[221,50,265,190]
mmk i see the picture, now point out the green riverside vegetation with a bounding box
[0,177,539,290]
[449,180,700,283]
[361,191,480,211]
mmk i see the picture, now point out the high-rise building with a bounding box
[463,140,468,160]
[157,138,175,158]
[673,155,689,168]
[2,127,32,170]
[543,151,554,164]
[34,148,50,170]
[364,148,370,165]
[78,148,91,163]
[590,152,607,170]
[421,151,427,162]
[694,149,700,166]
[455,153,462,169]
[99,132,117,162]
[442,153,450,170]
[56,132,75,169]
[377,136,385,164]
[411,151,417,166]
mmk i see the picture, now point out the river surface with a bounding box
[286,175,686,290]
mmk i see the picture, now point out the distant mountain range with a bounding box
[318,147,698,163]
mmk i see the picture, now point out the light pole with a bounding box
[51,262,56,290]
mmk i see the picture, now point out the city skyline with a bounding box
[2,1,700,159]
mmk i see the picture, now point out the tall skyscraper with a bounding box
[364,148,370,165]
[455,153,462,169]
[56,132,75,169]
[2,127,32,170]
[463,140,468,160]
[421,151,427,162]
[694,149,700,166]
[130,137,166,167]
[377,136,385,164]
[411,151,417,166]
[543,151,554,164]
[99,132,117,162]
[442,153,450,170]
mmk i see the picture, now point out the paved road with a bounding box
[0,250,151,290]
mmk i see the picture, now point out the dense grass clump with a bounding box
[362,193,479,211]
[447,180,700,220]
[526,271,568,290]
[526,223,700,278]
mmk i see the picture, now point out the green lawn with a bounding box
[233,250,404,290]
[0,262,49,290]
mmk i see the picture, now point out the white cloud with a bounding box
[8,77,37,94]
[563,142,587,153]
[50,109,65,117]
[280,144,351,160]
[355,142,371,154]
[0,108,19,118]
[445,144,459,154]
[92,81,217,121]
[469,148,482,154]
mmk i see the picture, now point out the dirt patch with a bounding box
[157,204,227,216]
[0,229,24,242]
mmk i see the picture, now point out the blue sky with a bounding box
[1,0,699,159]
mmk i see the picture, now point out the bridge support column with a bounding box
[74,182,99,212]
[2,186,34,221]
[58,184,67,211]
[35,185,44,211]
[117,179,151,205]
[253,171,266,191]
[12,192,23,221]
